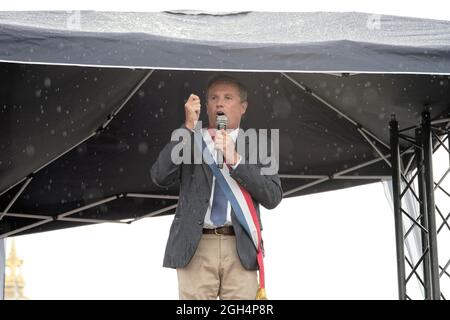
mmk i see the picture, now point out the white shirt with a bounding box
[202,128,241,228]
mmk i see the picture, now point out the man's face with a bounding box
[206,82,248,129]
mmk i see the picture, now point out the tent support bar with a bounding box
[358,128,392,167]
[281,146,418,196]
[281,73,357,124]
[2,212,128,225]
[283,177,330,197]
[126,193,179,200]
[0,177,33,222]
[131,204,178,223]
[57,195,122,219]
[0,177,27,200]
[4,212,51,220]
[58,217,127,224]
[337,155,390,176]
[335,175,391,180]
[0,218,53,239]
[431,118,450,125]
[280,174,391,180]
[282,152,393,196]
[282,72,390,150]
[280,174,328,179]
[100,69,154,130]
[0,190,177,236]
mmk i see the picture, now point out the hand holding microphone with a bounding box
[214,113,240,169]
[216,112,228,169]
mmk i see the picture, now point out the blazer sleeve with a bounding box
[229,139,283,209]
[150,124,192,188]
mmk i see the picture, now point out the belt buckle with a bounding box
[214,227,221,235]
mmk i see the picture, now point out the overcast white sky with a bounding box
[2,1,450,300]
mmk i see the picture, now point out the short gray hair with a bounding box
[206,75,248,102]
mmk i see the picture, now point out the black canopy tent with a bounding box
[0,11,449,299]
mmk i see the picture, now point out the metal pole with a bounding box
[422,111,441,299]
[415,128,431,299]
[390,114,407,300]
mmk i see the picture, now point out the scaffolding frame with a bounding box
[390,111,450,300]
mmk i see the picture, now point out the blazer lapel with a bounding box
[201,162,213,188]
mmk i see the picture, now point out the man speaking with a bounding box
[151,75,282,300]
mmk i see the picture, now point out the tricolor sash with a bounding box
[194,129,267,300]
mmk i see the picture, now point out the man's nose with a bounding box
[216,97,226,105]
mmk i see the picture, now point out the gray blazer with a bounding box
[150,125,283,270]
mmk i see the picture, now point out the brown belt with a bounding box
[202,226,235,235]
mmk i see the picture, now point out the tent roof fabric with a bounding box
[1,11,450,73]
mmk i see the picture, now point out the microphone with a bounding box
[216,112,228,169]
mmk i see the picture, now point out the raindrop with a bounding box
[138,142,149,154]
[44,77,51,88]
[25,145,35,156]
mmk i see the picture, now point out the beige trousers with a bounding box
[177,234,258,300]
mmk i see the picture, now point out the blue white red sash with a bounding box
[194,129,266,297]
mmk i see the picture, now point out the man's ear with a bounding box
[241,101,248,114]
